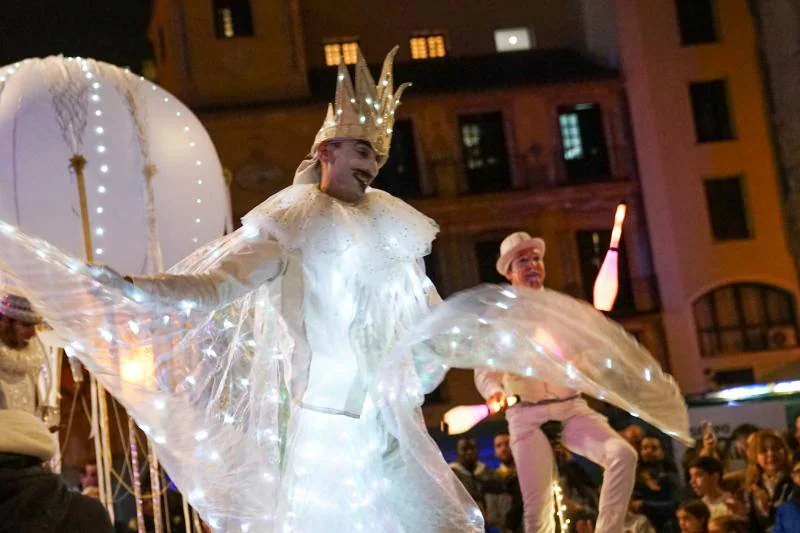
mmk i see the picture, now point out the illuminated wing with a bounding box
[379,284,691,445]
[0,221,287,531]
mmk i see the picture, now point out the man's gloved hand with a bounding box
[89,264,129,289]
[88,264,142,301]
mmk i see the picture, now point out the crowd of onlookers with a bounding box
[448,415,800,532]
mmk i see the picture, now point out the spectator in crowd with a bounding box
[784,414,800,461]
[688,456,745,521]
[723,424,759,474]
[79,460,99,499]
[676,500,710,533]
[485,432,520,533]
[707,516,747,533]
[632,435,680,533]
[744,429,792,531]
[0,409,113,532]
[621,424,647,454]
[682,424,723,483]
[773,457,800,533]
[450,436,491,517]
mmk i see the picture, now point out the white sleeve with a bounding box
[130,237,283,310]
[474,368,505,400]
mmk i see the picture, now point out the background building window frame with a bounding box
[675,0,718,46]
[323,39,359,66]
[689,79,736,143]
[213,0,254,39]
[694,283,799,356]
[371,118,426,198]
[703,175,751,241]
[410,32,448,60]
[458,110,513,194]
[556,102,612,183]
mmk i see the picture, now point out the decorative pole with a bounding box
[129,418,146,533]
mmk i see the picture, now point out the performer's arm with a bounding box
[128,237,283,310]
[474,368,505,401]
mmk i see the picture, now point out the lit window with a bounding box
[427,35,446,58]
[342,42,359,64]
[323,41,359,66]
[557,103,611,183]
[494,27,534,52]
[213,0,253,39]
[410,37,428,59]
[410,33,447,60]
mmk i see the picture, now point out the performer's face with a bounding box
[318,139,379,203]
[508,248,545,289]
[0,316,37,349]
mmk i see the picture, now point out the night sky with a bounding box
[0,0,152,71]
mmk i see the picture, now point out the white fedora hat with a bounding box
[496,231,545,278]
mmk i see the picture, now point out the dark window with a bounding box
[373,120,423,198]
[474,240,506,284]
[558,103,611,183]
[460,112,511,194]
[675,0,718,45]
[694,283,799,356]
[710,368,755,388]
[690,80,735,143]
[576,230,635,314]
[213,0,253,39]
[423,244,442,294]
[704,177,750,240]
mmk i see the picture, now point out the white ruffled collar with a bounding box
[243,184,438,270]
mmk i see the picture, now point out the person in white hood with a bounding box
[475,232,637,533]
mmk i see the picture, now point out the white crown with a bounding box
[313,46,410,161]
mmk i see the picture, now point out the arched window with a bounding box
[694,283,798,356]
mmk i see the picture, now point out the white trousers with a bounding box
[506,398,636,533]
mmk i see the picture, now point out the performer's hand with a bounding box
[575,519,594,533]
[89,264,130,291]
[487,391,507,414]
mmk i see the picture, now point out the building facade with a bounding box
[615,0,800,393]
[147,0,796,422]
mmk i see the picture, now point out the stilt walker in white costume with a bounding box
[0,47,692,532]
[476,233,637,533]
